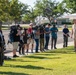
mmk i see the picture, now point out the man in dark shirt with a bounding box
[63,25,69,47]
[11,25,20,57]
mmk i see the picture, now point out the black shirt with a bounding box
[63,28,69,37]
[12,29,20,42]
[40,28,44,38]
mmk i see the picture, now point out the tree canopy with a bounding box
[34,0,65,23]
[0,0,28,23]
[0,0,76,28]
[62,0,76,13]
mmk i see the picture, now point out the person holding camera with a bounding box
[18,27,24,55]
[22,28,29,54]
[11,25,20,57]
[63,25,69,47]
[40,26,45,52]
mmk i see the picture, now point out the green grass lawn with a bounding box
[0,46,76,75]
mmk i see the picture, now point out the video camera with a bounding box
[10,25,21,30]
[32,25,45,30]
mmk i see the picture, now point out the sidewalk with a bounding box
[4,41,74,58]
[48,41,74,49]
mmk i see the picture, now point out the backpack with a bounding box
[8,25,17,43]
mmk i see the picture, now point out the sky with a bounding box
[19,0,63,7]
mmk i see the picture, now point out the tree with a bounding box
[9,0,28,24]
[0,0,10,29]
[22,7,37,23]
[34,0,65,24]
[61,0,76,13]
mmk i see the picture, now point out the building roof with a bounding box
[58,13,76,20]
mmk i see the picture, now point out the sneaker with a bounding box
[22,53,25,55]
[13,55,19,58]
[46,49,49,50]
[19,52,22,55]
[36,51,39,53]
[54,47,57,49]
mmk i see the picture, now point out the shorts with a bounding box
[27,38,34,44]
[12,42,19,50]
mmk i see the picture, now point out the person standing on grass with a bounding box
[11,25,20,57]
[50,25,58,49]
[40,26,45,52]
[62,25,69,47]
[18,27,24,55]
[34,26,40,53]
[27,23,34,53]
[23,28,28,54]
[44,24,50,50]
[71,19,76,52]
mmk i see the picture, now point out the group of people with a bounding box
[7,23,59,58]
[0,19,76,66]
[9,23,71,58]
[0,19,76,60]
[8,19,76,58]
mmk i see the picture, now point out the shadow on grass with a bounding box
[4,65,53,70]
[49,57,61,59]
[25,56,48,59]
[0,71,30,75]
[6,59,37,62]
[35,53,58,56]
[45,46,75,54]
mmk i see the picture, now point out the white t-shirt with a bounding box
[72,24,76,38]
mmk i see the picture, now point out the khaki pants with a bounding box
[12,42,19,50]
[40,38,44,51]
[27,38,34,44]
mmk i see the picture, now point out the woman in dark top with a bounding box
[23,28,28,54]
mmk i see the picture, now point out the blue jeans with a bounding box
[35,39,39,53]
[45,36,50,49]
